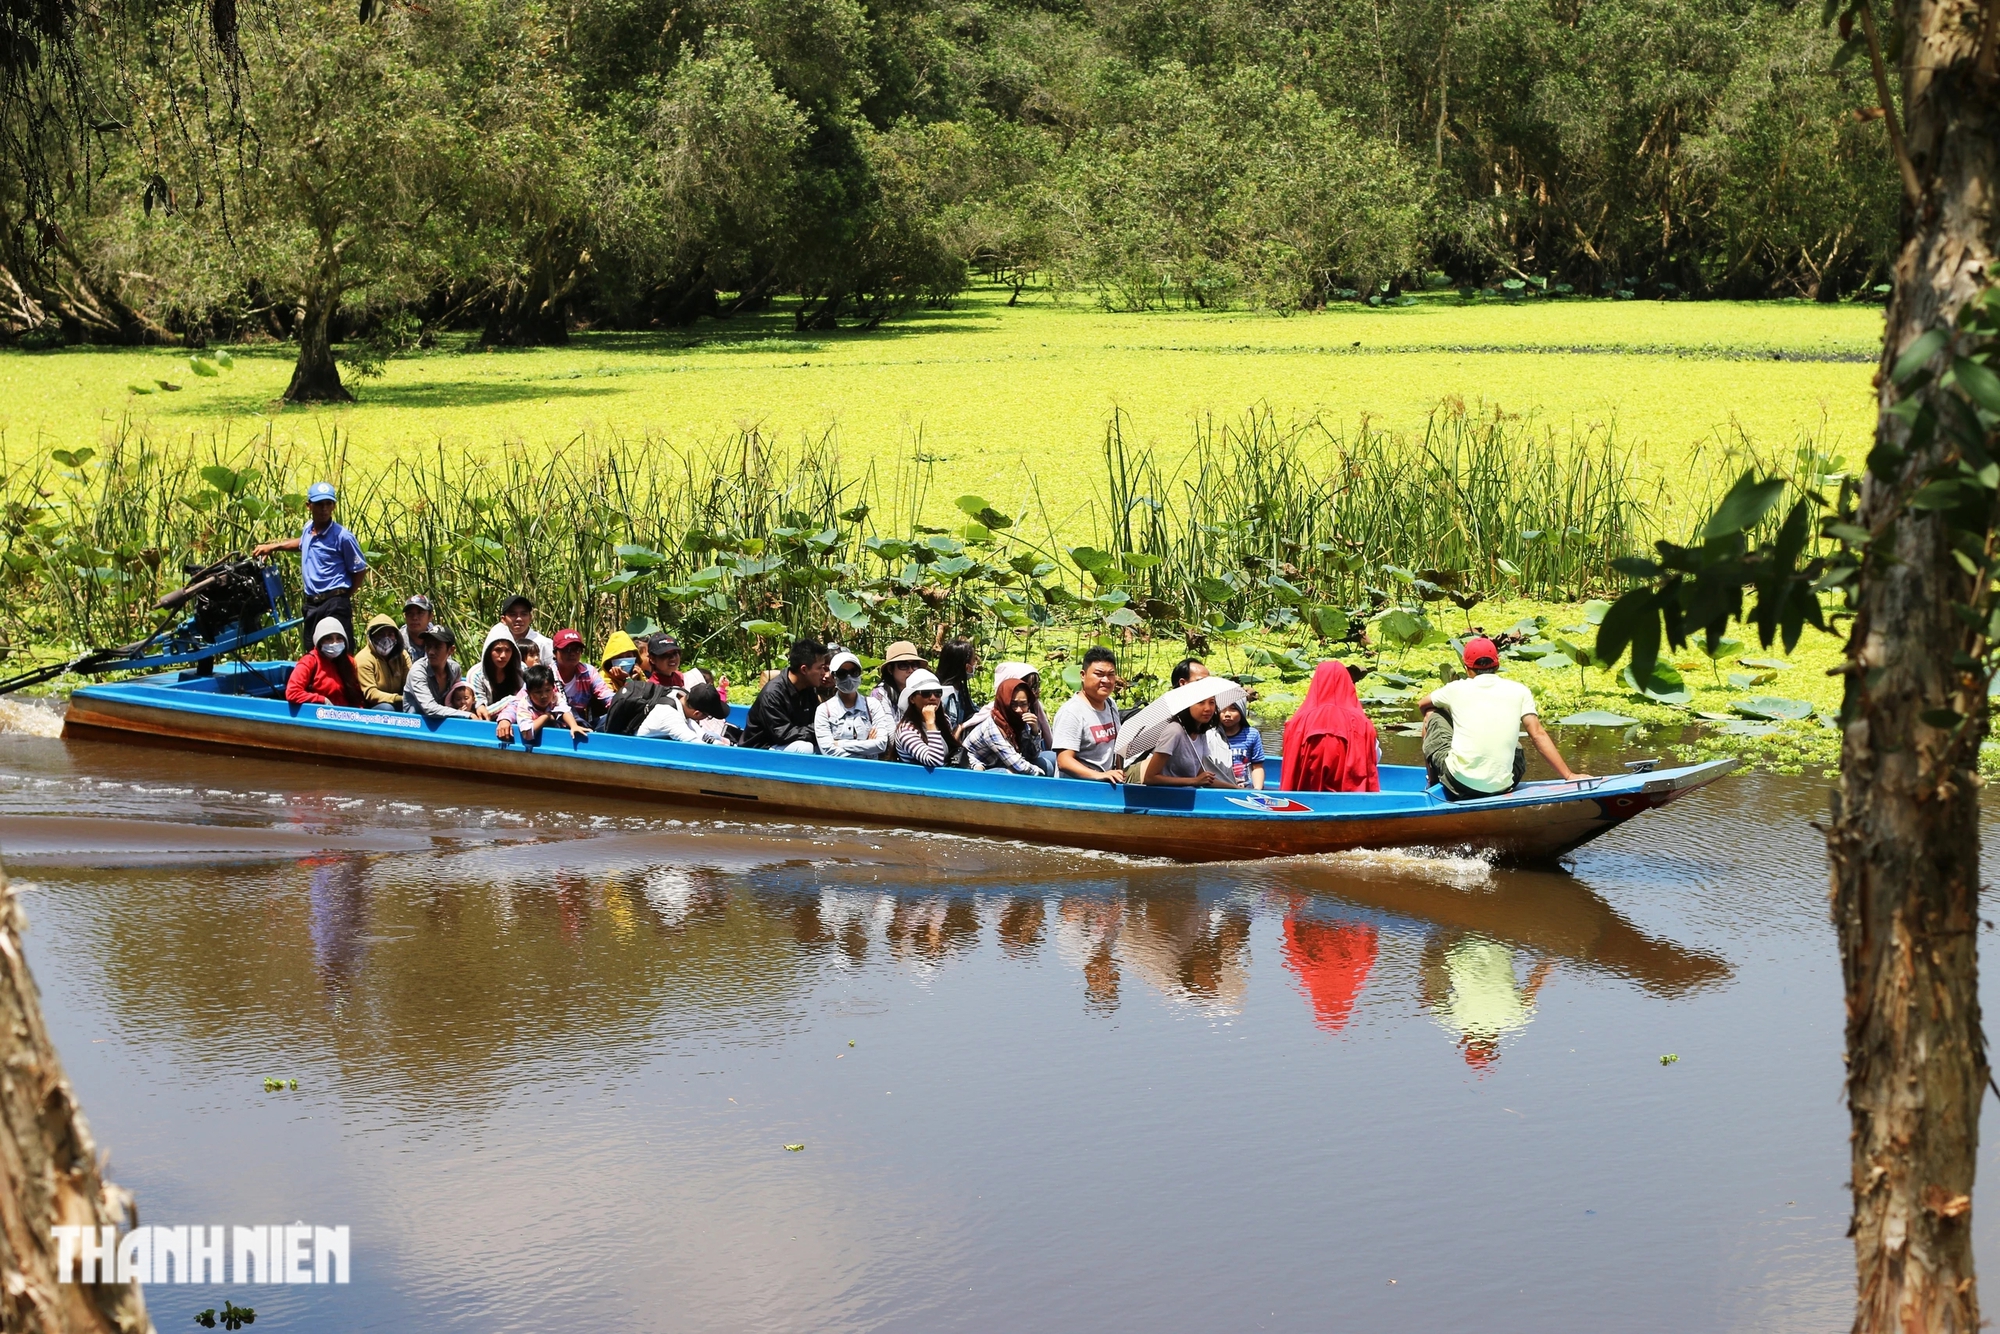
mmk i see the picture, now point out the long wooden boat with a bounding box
[62,663,1737,864]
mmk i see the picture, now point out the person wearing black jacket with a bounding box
[742,638,829,752]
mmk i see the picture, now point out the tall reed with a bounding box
[0,405,1811,673]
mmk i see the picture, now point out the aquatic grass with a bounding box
[0,289,1877,531]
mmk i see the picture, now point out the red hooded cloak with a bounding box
[1280,661,1380,793]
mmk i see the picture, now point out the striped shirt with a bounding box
[893,721,951,768]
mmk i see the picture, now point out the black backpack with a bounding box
[603,679,674,736]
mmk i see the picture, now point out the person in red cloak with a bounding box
[1281,661,1380,792]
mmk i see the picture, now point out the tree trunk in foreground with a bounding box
[0,870,151,1333]
[284,285,351,404]
[1830,3,1999,1330]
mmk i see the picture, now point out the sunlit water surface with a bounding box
[3,726,1997,1333]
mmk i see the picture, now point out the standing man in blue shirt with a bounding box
[254,481,369,653]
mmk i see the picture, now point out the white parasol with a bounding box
[1114,677,1249,766]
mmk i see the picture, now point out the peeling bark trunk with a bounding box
[0,870,152,1334]
[1832,2,1999,1331]
[284,284,350,404]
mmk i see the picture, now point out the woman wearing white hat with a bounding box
[814,649,889,758]
[284,616,365,706]
[891,668,962,770]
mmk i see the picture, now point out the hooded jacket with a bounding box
[354,614,411,707]
[1281,661,1381,793]
[468,624,525,711]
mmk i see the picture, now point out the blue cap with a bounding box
[306,481,337,504]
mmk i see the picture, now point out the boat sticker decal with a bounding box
[314,706,424,730]
[1225,794,1314,814]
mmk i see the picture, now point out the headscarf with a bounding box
[1281,661,1380,793]
[995,660,1055,749]
[987,662,1036,746]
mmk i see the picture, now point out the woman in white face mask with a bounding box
[356,613,412,710]
[286,617,365,706]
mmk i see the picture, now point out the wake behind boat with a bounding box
[61,662,1736,864]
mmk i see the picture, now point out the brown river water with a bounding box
[2,717,1998,1332]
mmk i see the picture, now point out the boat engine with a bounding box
[167,556,280,643]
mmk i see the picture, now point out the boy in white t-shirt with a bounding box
[1053,646,1124,783]
[1417,637,1590,800]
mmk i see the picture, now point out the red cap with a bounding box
[1461,637,1499,669]
[553,629,583,650]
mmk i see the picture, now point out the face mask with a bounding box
[372,635,399,656]
[835,672,860,693]
[609,656,637,674]
[320,643,345,660]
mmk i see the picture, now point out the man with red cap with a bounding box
[1416,636,1589,799]
[552,628,615,726]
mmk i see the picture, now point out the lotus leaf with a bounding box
[1557,710,1640,727]
[1733,696,1813,720]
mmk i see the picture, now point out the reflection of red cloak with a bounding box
[1282,917,1380,1032]
[1281,662,1380,792]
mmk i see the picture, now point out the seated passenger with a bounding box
[1052,646,1122,783]
[1219,700,1267,789]
[599,631,640,692]
[637,682,733,745]
[962,663,1052,775]
[869,641,928,723]
[468,627,525,717]
[936,638,980,737]
[1282,662,1381,793]
[405,626,473,720]
[399,593,433,656]
[355,614,412,710]
[891,669,962,770]
[495,664,588,745]
[499,592,555,664]
[814,649,888,758]
[1139,691,1241,788]
[553,629,615,726]
[286,618,364,706]
[1415,638,1589,800]
[742,638,828,752]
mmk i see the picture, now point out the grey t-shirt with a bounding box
[1052,694,1119,770]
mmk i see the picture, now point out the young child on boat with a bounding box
[1217,701,1266,790]
[494,665,589,746]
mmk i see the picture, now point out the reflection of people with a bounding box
[1118,895,1252,1014]
[1056,897,1124,1011]
[997,898,1045,956]
[307,855,370,1001]
[1419,932,1555,1070]
[1281,913,1379,1033]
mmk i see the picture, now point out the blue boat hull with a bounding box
[61,663,1736,864]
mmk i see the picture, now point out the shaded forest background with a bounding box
[1,0,1901,376]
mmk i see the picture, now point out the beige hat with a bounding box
[880,640,928,668]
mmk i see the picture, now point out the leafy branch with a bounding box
[1594,283,2000,770]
